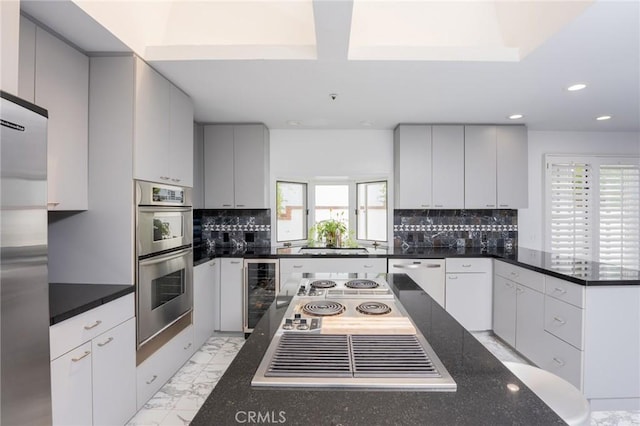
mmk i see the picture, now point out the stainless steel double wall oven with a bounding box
[136,181,193,351]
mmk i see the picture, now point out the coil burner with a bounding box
[345,279,379,289]
[356,301,392,316]
[302,301,345,317]
[309,280,337,289]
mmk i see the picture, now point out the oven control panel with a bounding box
[281,314,321,332]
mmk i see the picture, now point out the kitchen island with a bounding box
[191,274,565,425]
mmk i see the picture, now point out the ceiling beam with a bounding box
[313,0,354,61]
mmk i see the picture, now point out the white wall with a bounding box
[518,130,640,251]
[1,1,20,94]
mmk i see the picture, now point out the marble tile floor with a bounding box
[128,331,638,426]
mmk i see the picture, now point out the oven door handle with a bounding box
[138,248,192,266]
[138,206,192,214]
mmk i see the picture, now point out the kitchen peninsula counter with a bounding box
[191,274,565,426]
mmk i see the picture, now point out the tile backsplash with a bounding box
[394,209,517,249]
[194,209,271,251]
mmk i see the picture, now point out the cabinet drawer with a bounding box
[538,331,583,390]
[136,325,194,410]
[494,261,544,293]
[545,276,585,308]
[446,258,491,273]
[50,293,134,360]
[544,296,584,350]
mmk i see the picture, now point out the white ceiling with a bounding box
[20,0,640,132]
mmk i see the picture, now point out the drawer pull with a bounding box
[236,204,245,207]
[393,263,441,270]
[510,271,519,277]
[505,282,514,288]
[97,337,114,347]
[209,261,216,267]
[84,320,102,330]
[421,204,430,208]
[160,176,170,181]
[230,261,241,264]
[171,178,181,183]
[554,287,567,295]
[448,275,458,280]
[553,316,566,325]
[552,357,565,366]
[184,343,192,350]
[72,351,91,362]
[293,265,303,269]
[499,204,509,208]
[462,264,472,268]
[516,287,524,294]
[146,375,158,385]
[486,204,495,208]
[364,265,373,269]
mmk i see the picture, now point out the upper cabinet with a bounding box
[395,124,527,210]
[203,124,270,209]
[394,124,464,209]
[19,18,89,210]
[464,125,528,209]
[133,58,194,187]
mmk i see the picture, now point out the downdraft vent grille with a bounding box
[265,334,441,379]
[351,335,440,378]
[266,334,351,377]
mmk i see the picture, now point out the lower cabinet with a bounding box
[50,295,136,426]
[194,259,220,347]
[136,325,195,410]
[279,258,387,284]
[492,275,517,346]
[445,258,492,331]
[220,258,244,332]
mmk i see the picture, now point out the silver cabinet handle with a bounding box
[553,316,566,325]
[393,263,441,270]
[364,265,374,268]
[554,287,567,294]
[97,337,114,347]
[209,261,216,267]
[499,204,509,208]
[552,357,565,366]
[516,287,524,294]
[230,261,241,264]
[462,264,472,268]
[505,282,514,288]
[146,375,158,385]
[184,343,192,350]
[47,202,60,207]
[160,176,170,180]
[448,275,459,280]
[486,204,495,207]
[236,204,245,207]
[84,320,102,330]
[510,271,519,277]
[421,204,430,207]
[293,265,303,269]
[434,204,443,208]
[171,178,181,182]
[222,204,232,207]
[72,351,91,362]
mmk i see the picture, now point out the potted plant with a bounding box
[315,217,347,248]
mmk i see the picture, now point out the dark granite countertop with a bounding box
[194,245,640,285]
[49,283,134,325]
[191,273,564,426]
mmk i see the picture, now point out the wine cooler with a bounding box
[243,259,280,333]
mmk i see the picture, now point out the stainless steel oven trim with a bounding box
[243,259,280,333]
[137,247,193,346]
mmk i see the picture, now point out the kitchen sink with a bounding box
[298,247,370,255]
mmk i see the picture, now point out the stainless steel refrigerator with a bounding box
[1,91,52,425]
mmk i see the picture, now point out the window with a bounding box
[545,155,639,271]
[357,181,387,241]
[276,181,307,242]
[313,184,350,235]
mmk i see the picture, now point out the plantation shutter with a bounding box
[599,164,640,270]
[547,161,593,264]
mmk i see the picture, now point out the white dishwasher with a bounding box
[387,259,445,307]
[445,258,493,331]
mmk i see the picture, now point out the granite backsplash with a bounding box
[394,209,517,249]
[194,209,271,252]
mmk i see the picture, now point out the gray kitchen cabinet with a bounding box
[203,124,270,208]
[497,126,528,208]
[464,125,497,209]
[220,258,244,332]
[194,259,220,348]
[515,283,545,365]
[23,23,89,210]
[492,275,517,346]
[445,258,493,331]
[133,57,194,186]
[432,125,464,208]
[394,125,432,209]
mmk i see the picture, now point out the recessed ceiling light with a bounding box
[596,115,612,121]
[287,120,301,126]
[508,114,524,120]
[567,83,587,91]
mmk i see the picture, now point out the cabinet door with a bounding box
[169,85,194,186]
[464,125,497,209]
[492,275,516,346]
[51,342,93,426]
[35,27,89,210]
[394,125,432,209]
[220,258,244,332]
[515,284,545,365]
[234,124,269,208]
[92,318,136,426]
[445,272,492,331]
[194,260,219,347]
[204,125,235,208]
[134,58,171,183]
[432,125,464,209]
[497,126,528,208]
[18,16,36,102]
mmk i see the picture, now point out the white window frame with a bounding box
[544,154,640,269]
[274,180,308,244]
